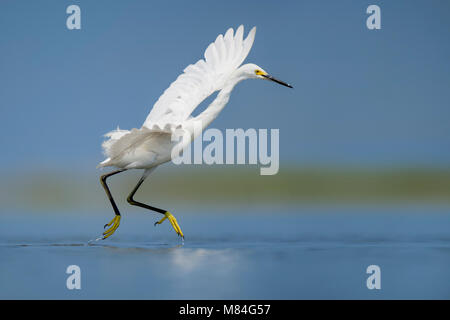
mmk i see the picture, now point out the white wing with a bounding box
[143,25,256,130]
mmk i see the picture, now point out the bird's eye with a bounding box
[255,69,264,75]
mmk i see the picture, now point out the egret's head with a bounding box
[240,63,293,88]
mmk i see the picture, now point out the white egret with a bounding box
[98,25,292,240]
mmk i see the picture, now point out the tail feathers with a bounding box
[102,127,130,156]
[98,126,174,168]
[98,127,130,167]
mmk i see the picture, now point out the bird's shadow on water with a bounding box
[2,239,186,252]
[87,242,185,252]
[4,243,87,248]
[84,233,187,251]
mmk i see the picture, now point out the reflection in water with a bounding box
[169,248,240,274]
[164,248,243,297]
[1,209,450,299]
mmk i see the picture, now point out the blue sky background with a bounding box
[1,0,449,170]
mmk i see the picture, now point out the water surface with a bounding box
[1,206,449,299]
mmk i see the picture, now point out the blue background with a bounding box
[1,0,449,169]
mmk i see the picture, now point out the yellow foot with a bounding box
[154,211,184,239]
[102,215,121,240]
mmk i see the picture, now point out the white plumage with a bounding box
[98,25,291,170]
[96,25,292,241]
[143,25,256,129]
[99,25,256,169]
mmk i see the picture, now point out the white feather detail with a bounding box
[142,25,256,129]
[99,25,257,169]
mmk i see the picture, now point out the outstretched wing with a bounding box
[143,25,256,130]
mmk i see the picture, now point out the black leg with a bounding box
[126,175,166,215]
[99,169,127,240]
[100,169,126,217]
[126,170,184,238]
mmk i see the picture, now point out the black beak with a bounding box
[262,74,293,88]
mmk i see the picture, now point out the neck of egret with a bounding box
[194,63,292,135]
